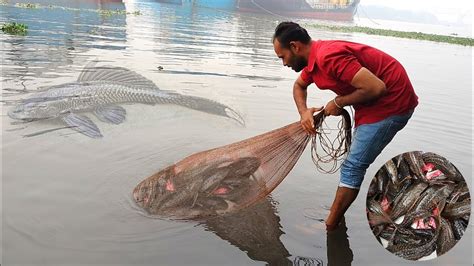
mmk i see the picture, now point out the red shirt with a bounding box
[300,40,418,127]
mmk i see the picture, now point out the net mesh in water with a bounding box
[133,110,351,219]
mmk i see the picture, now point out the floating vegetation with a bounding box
[98,9,142,17]
[15,3,39,9]
[98,9,128,17]
[9,3,142,16]
[305,23,474,46]
[1,22,28,35]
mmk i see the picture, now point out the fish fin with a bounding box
[190,193,199,208]
[94,106,126,124]
[62,113,103,138]
[77,65,160,90]
[166,93,245,126]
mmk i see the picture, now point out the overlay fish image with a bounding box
[366,151,471,261]
[7,63,244,138]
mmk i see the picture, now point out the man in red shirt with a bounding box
[273,22,418,231]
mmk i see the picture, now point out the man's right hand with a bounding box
[300,107,323,134]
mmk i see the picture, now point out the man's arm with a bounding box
[294,76,322,134]
[293,76,309,115]
[325,67,387,115]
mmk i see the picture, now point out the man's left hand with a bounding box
[324,98,343,116]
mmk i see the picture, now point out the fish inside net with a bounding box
[133,109,352,219]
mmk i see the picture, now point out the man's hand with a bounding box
[324,98,343,116]
[300,107,323,134]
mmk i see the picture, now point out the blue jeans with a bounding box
[339,110,414,189]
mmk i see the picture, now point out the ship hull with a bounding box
[195,0,236,9]
[237,0,359,21]
[155,0,184,5]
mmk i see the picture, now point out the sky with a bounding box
[360,0,472,24]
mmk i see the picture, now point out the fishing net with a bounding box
[133,109,352,219]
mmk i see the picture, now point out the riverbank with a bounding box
[304,23,474,46]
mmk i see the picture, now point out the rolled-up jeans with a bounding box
[339,110,414,189]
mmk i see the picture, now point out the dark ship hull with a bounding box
[236,0,360,21]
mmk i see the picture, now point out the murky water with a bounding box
[1,1,472,265]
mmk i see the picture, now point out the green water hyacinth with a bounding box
[15,3,39,8]
[98,9,142,17]
[1,22,28,35]
[8,2,142,16]
[305,23,474,47]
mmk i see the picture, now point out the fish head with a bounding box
[133,168,174,210]
[8,101,60,120]
[132,178,155,208]
[226,157,261,177]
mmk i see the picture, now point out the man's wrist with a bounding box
[298,107,308,115]
[333,97,343,109]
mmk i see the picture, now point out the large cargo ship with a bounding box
[195,0,235,9]
[236,0,360,21]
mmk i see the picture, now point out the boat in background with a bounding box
[194,0,235,10]
[236,0,360,21]
[154,0,359,21]
[155,0,188,5]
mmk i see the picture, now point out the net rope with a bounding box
[310,108,352,174]
[133,109,353,219]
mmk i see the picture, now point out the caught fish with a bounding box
[369,168,389,200]
[397,157,412,182]
[133,157,261,219]
[387,215,441,260]
[385,160,400,187]
[368,151,471,260]
[200,168,231,193]
[367,199,399,229]
[381,226,432,247]
[452,219,468,240]
[390,181,428,220]
[399,185,453,227]
[8,64,244,138]
[437,217,457,256]
[421,152,463,182]
[448,183,470,203]
[441,199,471,220]
[402,151,425,180]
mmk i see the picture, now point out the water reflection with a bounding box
[200,197,293,265]
[0,0,128,82]
[161,69,284,81]
[1,0,280,87]
[200,196,352,266]
[327,218,353,266]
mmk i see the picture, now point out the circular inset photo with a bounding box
[366,151,471,261]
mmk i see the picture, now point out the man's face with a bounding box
[273,39,307,72]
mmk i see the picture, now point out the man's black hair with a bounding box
[273,22,311,48]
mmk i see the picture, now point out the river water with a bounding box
[1,1,472,265]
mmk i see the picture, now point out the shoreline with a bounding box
[3,2,473,46]
[304,23,474,46]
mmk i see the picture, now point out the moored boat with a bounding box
[195,0,236,10]
[236,0,360,21]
